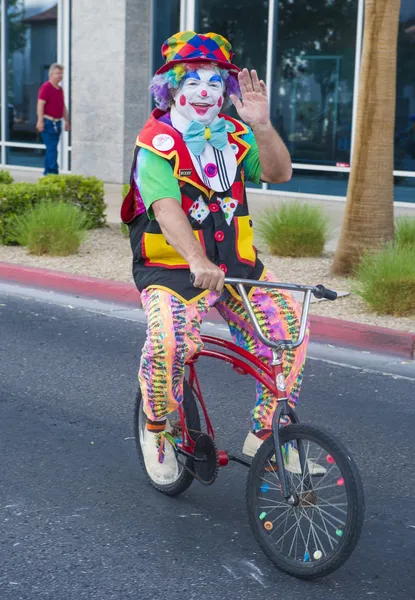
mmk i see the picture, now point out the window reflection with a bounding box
[395,0,415,173]
[272,169,349,197]
[195,0,269,76]
[152,0,180,73]
[195,0,269,120]
[6,1,58,143]
[271,0,358,167]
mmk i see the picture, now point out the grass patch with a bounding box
[395,216,415,250]
[256,202,329,257]
[354,244,415,317]
[9,201,89,256]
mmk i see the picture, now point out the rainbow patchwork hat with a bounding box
[155,30,240,75]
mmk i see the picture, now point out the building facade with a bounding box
[0,0,414,202]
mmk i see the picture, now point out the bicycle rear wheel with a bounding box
[134,380,201,497]
[246,423,364,580]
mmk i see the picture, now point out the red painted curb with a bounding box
[0,262,142,307]
[310,315,415,360]
[0,262,414,359]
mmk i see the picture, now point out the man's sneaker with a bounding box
[141,428,179,485]
[242,431,326,475]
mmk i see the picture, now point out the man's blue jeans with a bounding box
[41,119,62,175]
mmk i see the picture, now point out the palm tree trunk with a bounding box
[332,0,401,275]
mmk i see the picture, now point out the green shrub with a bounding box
[0,175,106,244]
[0,183,48,244]
[0,170,14,184]
[395,216,415,250]
[256,202,329,257]
[354,244,415,316]
[39,175,106,229]
[8,201,89,256]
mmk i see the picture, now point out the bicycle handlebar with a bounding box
[189,273,337,351]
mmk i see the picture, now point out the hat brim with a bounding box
[155,56,241,76]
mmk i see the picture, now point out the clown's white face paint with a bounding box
[174,68,225,126]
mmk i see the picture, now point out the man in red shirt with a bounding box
[36,63,70,175]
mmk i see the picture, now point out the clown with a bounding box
[122,31,322,485]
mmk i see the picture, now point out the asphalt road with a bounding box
[1,290,414,600]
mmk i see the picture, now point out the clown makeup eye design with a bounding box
[209,74,223,88]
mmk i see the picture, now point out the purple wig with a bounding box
[150,62,241,111]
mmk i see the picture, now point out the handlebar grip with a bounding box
[314,284,337,301]
[190,272,196,286]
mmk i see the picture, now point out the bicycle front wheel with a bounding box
[246,423,364,580]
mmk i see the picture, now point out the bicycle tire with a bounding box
[246,423,364,580]
[134,380,201,497]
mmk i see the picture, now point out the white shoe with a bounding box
[242,431,326,475]
[141,428,179,485]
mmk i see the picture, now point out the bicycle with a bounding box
[134,277,365,580]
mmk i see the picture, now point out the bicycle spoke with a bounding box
[298,509,339,545]
[259,477,281,491]
[316,502,348,515]
[287,519,300,558]
[312,464,339,491]
[304,501,346,529]
[292,506,310,557]
[272,518,299,545]
[279,506,291,551]
[300,505,331,555]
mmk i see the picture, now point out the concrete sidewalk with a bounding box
[6,167,415,254]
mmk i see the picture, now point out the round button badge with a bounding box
[152,134,175,152]
[205,163,218,178]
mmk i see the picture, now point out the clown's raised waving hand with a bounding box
[231,68,270,128]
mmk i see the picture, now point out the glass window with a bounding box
[195,0,269,119]
[152,0,181,73]
[195,0,269,75]
[395,175,415,203]
[395,0,415,173]
[6,0,58,144]
[269,169,349,197]
[270,0,358,167]
[6,145,45,168]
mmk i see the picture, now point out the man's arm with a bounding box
[252,121,292,184]
[152,197,224,292]
[36,99,45,132]
[63,105,70,131]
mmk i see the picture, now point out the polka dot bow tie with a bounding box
[183,118,228,156]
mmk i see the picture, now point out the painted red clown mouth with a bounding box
[190,103,214,116]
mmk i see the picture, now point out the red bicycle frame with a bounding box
[177,333,287,460]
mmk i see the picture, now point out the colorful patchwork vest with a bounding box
[121,109,265,303]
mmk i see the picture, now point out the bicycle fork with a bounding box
[271,350,311,505]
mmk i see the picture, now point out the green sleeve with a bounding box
[135,148,182,219]
[241,126,262,186]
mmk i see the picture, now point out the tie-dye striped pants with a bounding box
[138,271,309,431]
